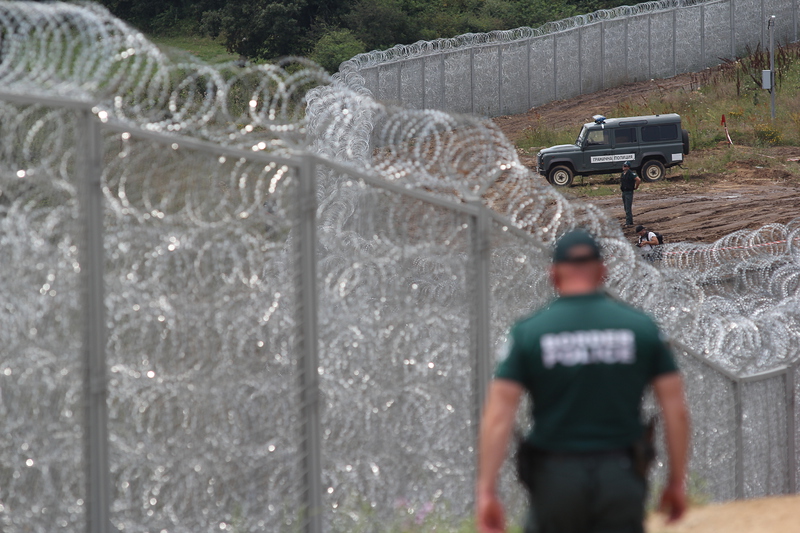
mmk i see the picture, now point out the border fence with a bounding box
[0,2,798,533]
[340,0,799,117]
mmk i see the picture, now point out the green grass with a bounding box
[516,42,800,182]
[149,34,240,64]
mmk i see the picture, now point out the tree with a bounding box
[310,28,365,72]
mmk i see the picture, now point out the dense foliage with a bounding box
[91,0,631,71]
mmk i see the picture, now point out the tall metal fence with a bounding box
[1,89,798,533]
[0,3,799,533]
[340,0,799,116]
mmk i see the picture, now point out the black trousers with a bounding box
[523,452,646,533]
[621,191,634,225]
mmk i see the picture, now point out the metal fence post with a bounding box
[578,25,583,95]
[648,13,652,80]
[672,8,677,76]
[734,379,745,499]
[397,61,403,105]
[701,4,706,69]
[296,157,323,533]
[600,21,606,89]
[470,47,475,114]
[422,56,427,109]
[498,45,503,115]
[553,34,558,100]
[731,0,737,58]
[469,200,492,445]
[526,37,532,110]
[788,363,797,493]
[440,52,446,110]
[79,109,112,533]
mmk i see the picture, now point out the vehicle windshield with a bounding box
[576,126,588,146]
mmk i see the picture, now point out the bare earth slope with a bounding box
[492,73,800,244]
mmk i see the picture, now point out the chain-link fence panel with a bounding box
[377,63,401,106]
[0,103,87,532]
[500,42,530,116]
[400,58,425,110]
[742,376,791,498]
[529,35,557,108]
[555,29,581,101]
[603,19,630,87]
[651,11,676,79]
[315,164,476,530]
[423,55,445,111]
[676,4,706,73]
[102,132,303,532]
[581,24,604,95]
[474,46,501,117]
[444,50,473,115]
[735,0,764,56]
[627,14,652,83]
[342,0,799,117]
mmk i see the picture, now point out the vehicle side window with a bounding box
[642,124,678,142]
[614,128,637,145]
[586,129,610,146]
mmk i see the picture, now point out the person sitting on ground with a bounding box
[636,225,660,261]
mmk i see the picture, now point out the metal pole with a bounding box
[469,200,492,445]
[734,380,745,499]
[578,26,583,95]
[296,158,323,533]
[600,21,605,89]
[553,34,558,100]
[526,37,532,110]
[421,56,427,110]
[470,48,475,114]
[701,4,706,69]
[787,364,797,493]
[731,0,737,59]
[769,15,776,120]
[498,46,503,115]
[440,53,446,110]
[397,62,403,105]
[79,110,112,533]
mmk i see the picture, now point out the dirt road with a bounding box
[492,73,800,244]
[647,494,800,533]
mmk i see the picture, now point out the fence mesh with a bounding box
[0,102,87,532]
[340,0,797,117]
[0,1,799,531]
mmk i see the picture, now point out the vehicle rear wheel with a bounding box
[682,128,690,155]
[641,160,665,182]
[548,165,573,187]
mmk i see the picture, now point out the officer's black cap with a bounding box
[553,229,602,264]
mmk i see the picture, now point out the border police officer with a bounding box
[476,229,689,533]
[620,162,641,227]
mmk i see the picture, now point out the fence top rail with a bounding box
[0,89,94,111]
[739,366,793,383]
[104,119,302,168]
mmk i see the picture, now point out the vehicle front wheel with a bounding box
[640,160,665,182]
[548,165,574,187]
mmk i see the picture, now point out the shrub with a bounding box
[754,122,782,145]
[310,29,366,73]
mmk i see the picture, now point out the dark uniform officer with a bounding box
[620,162,641,227]
[476,229,689,533]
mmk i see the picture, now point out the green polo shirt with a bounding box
[495,292,678,452]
